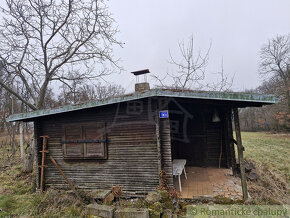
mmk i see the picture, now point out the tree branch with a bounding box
[0,79,37,110]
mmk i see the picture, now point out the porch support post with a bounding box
[233,108,248,200]
[155,112,162,186]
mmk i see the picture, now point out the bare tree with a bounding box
[92,82,125,100]
[0,62,23,154]
[239,35,290,133]
[260,34,290,113]
[152,34,233,91]
[0,0,122,110]
[204,58,234,92]
[239,79,289,132]
[168,35,210,89]
[58,81,125,105]
[152,35,210,90]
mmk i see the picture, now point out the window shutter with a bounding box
[84,124,106,159]
[64,126,83,158]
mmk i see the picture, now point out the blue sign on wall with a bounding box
[159,110,169,118]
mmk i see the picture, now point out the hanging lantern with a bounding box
[212,109,221,122]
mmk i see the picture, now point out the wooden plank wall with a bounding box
[206,121,227,167]
[37,98,160,196]
[200,106,228,167]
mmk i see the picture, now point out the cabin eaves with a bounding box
[7,89,277,122]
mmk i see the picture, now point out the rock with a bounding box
[244,161,255,172]
[145,191,161,203]
[247,171,259,181]
[92,189,112,200]
[149,209,161,218]
[87,203,115,218]
[242,160,260,181]
[115,208,149,218]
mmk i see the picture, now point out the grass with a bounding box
[0,159,35,216]
[0,146,85,217]
[242,132,290,183]
[0,132,289,216]
[241,132,289,204]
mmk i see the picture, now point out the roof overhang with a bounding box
[7,89,277,122]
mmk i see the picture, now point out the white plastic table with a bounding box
[172,159,187,192]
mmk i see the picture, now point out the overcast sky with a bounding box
[106,0,290,92]
[1,1,289,93]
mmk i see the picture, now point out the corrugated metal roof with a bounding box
[7,89,277,122]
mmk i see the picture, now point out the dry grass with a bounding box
[0,137,86,217]
[247,161,288,204]
[242,132,289,182]
[242,132,290,204]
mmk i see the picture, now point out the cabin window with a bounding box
[62,123,107,160]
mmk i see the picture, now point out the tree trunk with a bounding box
[11,123,16,155]
[11,98,16,155]
[22,134,34,173]
[37,79,49,109]
[20,122,24,159]
[286,88,290,114]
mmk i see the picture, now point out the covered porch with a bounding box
[163,97,249,200]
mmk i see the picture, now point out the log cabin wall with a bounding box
[36,98,161,197]
[159,118,174,186]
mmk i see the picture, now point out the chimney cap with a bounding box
[131,69,150,76]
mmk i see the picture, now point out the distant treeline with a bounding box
[240,80,289,132]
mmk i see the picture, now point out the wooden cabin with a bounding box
[8,88,276,198]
